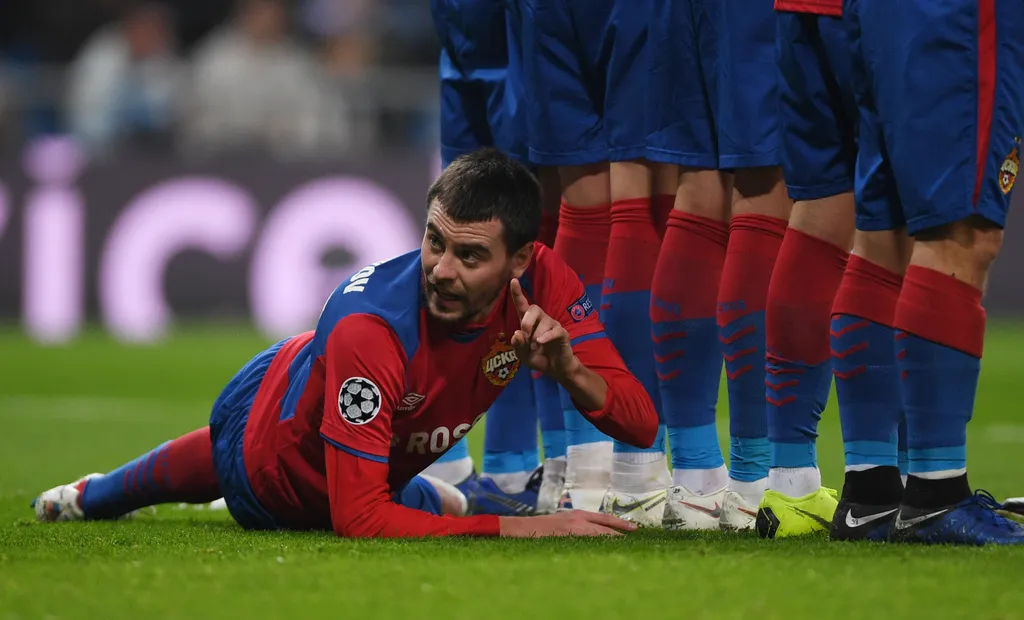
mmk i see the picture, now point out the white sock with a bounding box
[767,467,821,499]
[481,471,532,494]
[420,456,474,485]
[543,456,567,479]
[911,468,967,480]
[566,441,613,489]
[611,453,670,494]
[728,477,768,506]
[672,465,729,496]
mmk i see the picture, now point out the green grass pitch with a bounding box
[2,323,1023,619]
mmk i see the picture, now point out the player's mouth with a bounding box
[429,284,461,307]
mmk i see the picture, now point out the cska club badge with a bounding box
[482,335,520,387]
[1000,146,1019,195]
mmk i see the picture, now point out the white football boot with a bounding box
[32,473,103,522]
[599,488,668,527]
[662,485,726,531]
[599,457,671,527]
[719,488,759,531]
[535,457,566,515]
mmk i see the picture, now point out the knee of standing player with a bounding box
[915,215,1004,278]
[676,168,731,221]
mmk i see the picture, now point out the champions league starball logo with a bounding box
[338,377,382,425]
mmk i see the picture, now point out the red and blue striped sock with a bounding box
[79,427,220,518]
[652,210,728,474]
[765,229,848,475]
[832,255,905,504]
[554,202,614,449]
[717,214,787,483]
[603,198,667,458]
[896,266,982,508]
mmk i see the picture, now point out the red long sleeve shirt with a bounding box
[240,246,658,538]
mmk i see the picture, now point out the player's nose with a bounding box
[431,253,458,282]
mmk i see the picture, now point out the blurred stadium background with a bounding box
[1,0,1023,499]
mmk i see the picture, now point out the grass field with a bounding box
[2,323,1024,619]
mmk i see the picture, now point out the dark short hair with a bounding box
[427,148,542,253]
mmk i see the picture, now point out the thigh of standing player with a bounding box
[861,0,1021,246]
[523,0,614,171]
[433,0,513,167]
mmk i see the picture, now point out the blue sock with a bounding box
[601,287,666,456]
[766,357,832,469]
[534,371,566,459]
[895,266,983,480]
[563,283,616,450]
[897,334,978,475]
[655,317,724,470]
[482,370,540,476]
[435,437,470,463]
[81,441,174,518]
[833,315,901,468]
[720,308,771,482]
[898,414,908,477]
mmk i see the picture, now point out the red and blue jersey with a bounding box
[240,245,658,537]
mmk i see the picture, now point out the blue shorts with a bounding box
[850,0,1023,234]
[209,341,443,531]
[717,0,780,169]
[776,11,858,200]
[434,0,528,166]
[523,0,649,165]
[645,0,720,169]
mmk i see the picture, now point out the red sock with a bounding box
[606,198,660,294]
[718,214,788,441]
[553,200,611,289]
[766,229,849,365]
[652,211,729,322]
[652,194,675,240]
[832,254,903,326]
[718,215,789,322]
[537,209,559,248]
[164,427,221,503]
[895,266,985,357]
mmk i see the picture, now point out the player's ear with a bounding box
[509,241,534,279]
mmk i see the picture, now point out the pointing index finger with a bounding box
[510,278,531,319]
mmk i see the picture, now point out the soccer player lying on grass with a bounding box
[32,148,657,538]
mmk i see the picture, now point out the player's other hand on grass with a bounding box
[509,278,579,381]
[499,510,638,538]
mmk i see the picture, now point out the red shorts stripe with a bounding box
[974,0,997,207]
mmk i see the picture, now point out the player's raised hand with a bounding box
[509,278,577,380]
[498,511,638,538]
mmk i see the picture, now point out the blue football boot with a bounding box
[889,489,1024,546]
[457,467,543,516]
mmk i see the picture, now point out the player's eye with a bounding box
[428,235,444,252]
[460,251,480,265]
